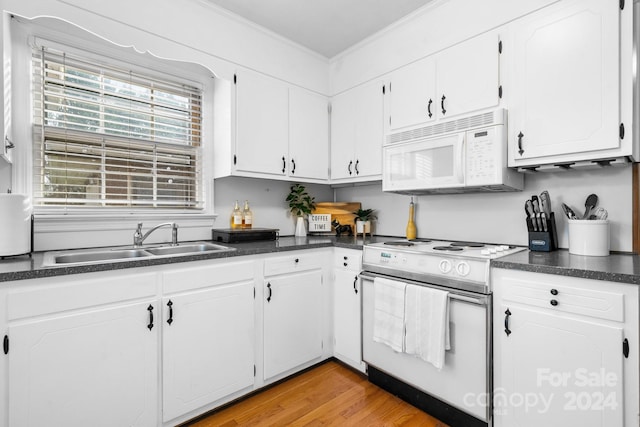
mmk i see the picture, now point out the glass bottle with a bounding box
[406,197,417,240]
[242,200,253,229]
[231,200,243,229]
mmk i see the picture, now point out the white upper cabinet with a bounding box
[215,70,329,182]
[289,87,329,180]
[330,80,384,182]
[234,70,289,177]
[387,31,501,133]
[508,0,632,167]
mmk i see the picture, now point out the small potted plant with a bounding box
[353,207,376,235]
[286,183,316,237]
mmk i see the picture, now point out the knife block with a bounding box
[527,212,558,252]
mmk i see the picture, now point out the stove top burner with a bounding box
[408,238,432,243]
[383,241,414,247]
[433,246,464,251]
[449,241,485,248]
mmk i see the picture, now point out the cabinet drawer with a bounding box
[163,259,255,294]
[333,248,362,271]
[8,270,157,320]
[501,274,624,322]
[264,252,323,276]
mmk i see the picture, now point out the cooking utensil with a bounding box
[539,191,551,216]
[525,200,537,231]
[582,193,598,219]
[590,207,608,220]
[561,203,577,220]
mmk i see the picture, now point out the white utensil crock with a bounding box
[0,194,32,256]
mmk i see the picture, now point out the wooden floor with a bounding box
[189,360,449,427]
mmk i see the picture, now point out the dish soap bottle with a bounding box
[231,200,243,229]
[406,197,417,240]
[242,200,253,229]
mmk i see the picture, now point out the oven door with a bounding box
[361,272,491,422]
[382,132,465,193]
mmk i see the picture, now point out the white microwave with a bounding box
[382,109,523,194]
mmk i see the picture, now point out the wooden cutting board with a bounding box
[312,202,361,230]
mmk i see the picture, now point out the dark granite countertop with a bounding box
[3,235,640,285]
[492,249,640,285]
[0,235,396,283]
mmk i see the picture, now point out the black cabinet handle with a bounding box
[504,308,512,336]
[517,132,525,155]
[348,160,353,175]
[343,256,348,260]
[343,262,348,267]
[3,335,8,355]
[427,98,433,118]
[147,305,154,331]
[291,159,296,174]
[353,275,358,294]
[441,94,447,115]
[267,283,272,302]
[623,338,630,358]
[355,160,360,175]
[550,289,558,296]
[282,156,286,173]
[167,300,174,325]
[550,299,559,306]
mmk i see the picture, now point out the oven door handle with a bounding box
[358,271,487,305]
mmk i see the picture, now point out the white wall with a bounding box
[335,166,632,251]
[214,176,334,235]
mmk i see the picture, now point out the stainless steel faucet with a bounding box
[133,222,178,247]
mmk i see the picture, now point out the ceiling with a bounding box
[204,0,434,58]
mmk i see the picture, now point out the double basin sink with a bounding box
[42,242,235,267]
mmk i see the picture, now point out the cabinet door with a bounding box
[495,304,624,427]
[234,70,289,176]
[388,56,437,132]
[333,269,361,368]
[330,89,357,180]
[289,88,329,180]
[509,0,620,166]
[9,301,158,427]
[437,31,501,120]
[353,80,384,179]
[264,269,323,379]
[162,282,254,422]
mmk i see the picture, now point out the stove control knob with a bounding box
[456,261,470,277]
[438,259,452,274]
[481,249,491,255]
[500,245,511,251]
[495,246,504,252]
[489,248,498,254]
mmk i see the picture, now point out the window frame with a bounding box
[10,18,216,226]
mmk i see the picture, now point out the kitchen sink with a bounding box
[145,242,230,256]
[53,249,151,264]
[41,242,236,267]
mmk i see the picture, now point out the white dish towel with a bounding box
[405,284,450,370]
[372,277,407,352]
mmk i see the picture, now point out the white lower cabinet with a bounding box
[161,263,255,422]
[492,268,639,427]
[263,255,324,380]
[6,271,159,427]
[332,248,364,372]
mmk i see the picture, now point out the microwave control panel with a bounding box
[465,126,504,185]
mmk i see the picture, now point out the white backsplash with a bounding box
[334,166,633,252]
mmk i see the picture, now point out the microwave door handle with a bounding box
[457,136,465,184]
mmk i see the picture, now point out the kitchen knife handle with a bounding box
[266,283,272,302]
[427,99,433,118]
[504,308,512,336]
[167,300,174,325]
[147,304,154,331]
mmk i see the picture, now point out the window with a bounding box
[31,42,204,210]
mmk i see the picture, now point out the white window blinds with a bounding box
[32,43,203,210]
